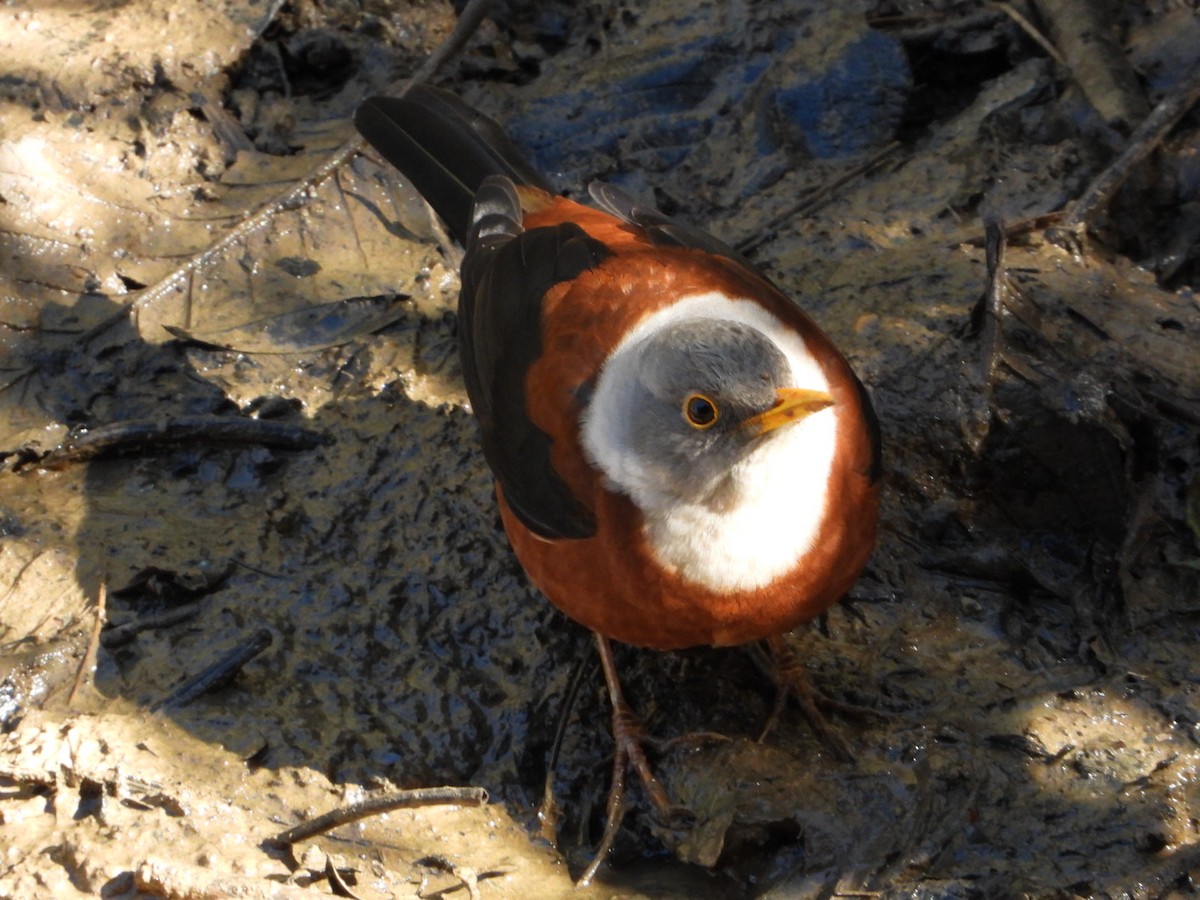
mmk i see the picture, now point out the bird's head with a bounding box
[582,314,834,511]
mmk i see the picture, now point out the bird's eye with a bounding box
[683,393,719,429]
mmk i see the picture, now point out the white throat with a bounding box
[581,292,838,592]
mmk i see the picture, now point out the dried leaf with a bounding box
[163,295,411,354]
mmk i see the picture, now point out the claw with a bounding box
[759,634,859,762]
[575,633,675,887]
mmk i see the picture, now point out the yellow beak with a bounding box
[743,387,834,436]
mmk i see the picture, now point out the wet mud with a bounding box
[2,1,1199,897]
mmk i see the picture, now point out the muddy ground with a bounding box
[1,0,1199,897]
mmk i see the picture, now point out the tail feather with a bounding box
[354,87,549,244]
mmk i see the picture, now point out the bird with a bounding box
[354,85,881,883]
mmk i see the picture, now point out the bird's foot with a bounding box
[758,634,880,762]
[644,729,732,755]
[575,634,697,887]
[576,696,686,887]
[610,701,673,814]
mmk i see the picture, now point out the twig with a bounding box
[867,9,1004,44]
[1049,62,1200,247]
[151,629,274,712]
[1033,0,1148,128]
[264,786,489,848]
[34,416,328,469]
[67,577,107,705]
[958,217,1009,453]
[978,218,1008,392]
[991,2,1065,66]
[401,0,495,95]
[322,855,360,899]
[100,601,204,649]
[736,141,900,255]
[536,649,594,846]
[958,210,1064,247]
[0,550,44,604]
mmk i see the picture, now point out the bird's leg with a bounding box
[575,634,674,886]
[595,634,673,814]
[760,634,856,762]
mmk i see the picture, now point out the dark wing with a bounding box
[850,371,883,484]
[461,178,611,540]
[355,89,612,538]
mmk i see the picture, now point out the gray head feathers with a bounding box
[582,292,835,508]
[580,291,841,591]
[617,318,792,500]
